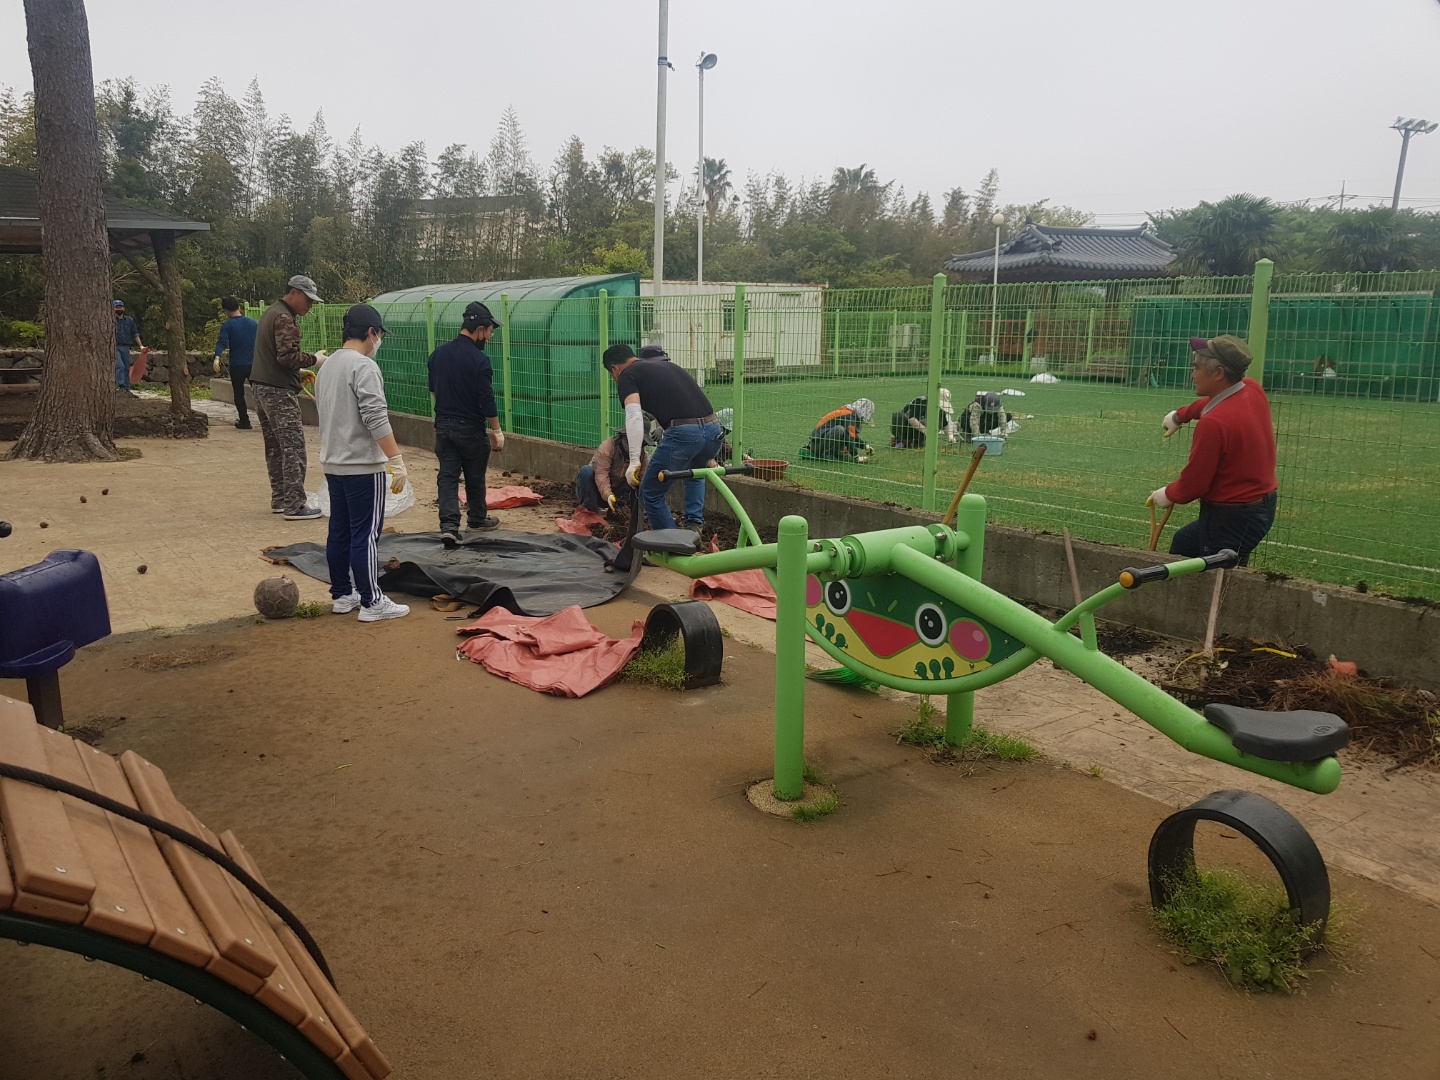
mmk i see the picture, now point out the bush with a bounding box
[0,319,44,347]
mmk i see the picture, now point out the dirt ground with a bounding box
[0,388,207,440]
[3,605,1439,1080]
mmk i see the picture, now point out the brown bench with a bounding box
[0,693,391,1079]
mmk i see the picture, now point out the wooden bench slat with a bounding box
[208,829,345,1056]
[12,891,89,922]
[37,727,156,944]
[120,751,277,980]
[0,703,97,906]
[335,1048,375,1080]
[74,742,215,967]
[223,831,391,1080]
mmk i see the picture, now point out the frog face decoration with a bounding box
[805,573,1022,683]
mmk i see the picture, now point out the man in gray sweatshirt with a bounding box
[314,304,410,622]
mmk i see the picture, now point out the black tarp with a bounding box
[265,530,638,617]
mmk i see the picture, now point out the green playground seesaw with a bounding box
[632,464,1349,804]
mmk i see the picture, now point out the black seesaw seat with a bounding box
[632,529,702,556]
[1203,704,1350,762]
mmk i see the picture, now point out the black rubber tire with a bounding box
[640,601,723,689]
[1148,789,1330,932]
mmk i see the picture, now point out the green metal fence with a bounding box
[250,261,1440,601]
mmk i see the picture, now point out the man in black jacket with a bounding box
[427,301,506,547]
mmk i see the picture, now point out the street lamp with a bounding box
[653,1,672,291]
[1390,117,1436,210]
[988,212,1005,365]
[696,52,717,286]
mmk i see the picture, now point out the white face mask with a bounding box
[367,333,383,358]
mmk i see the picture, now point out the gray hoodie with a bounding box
[316,347,393,474]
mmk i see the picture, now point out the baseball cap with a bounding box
[287,274,323,302]
[113,299,125,308]
[637,344,672,362]
[342,303,388,336]
[462,301,502,330]
[1190,335,1252,377]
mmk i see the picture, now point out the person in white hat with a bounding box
[889,388,958,449]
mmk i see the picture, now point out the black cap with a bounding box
[463,301,502,330]
[342,303,387,336]
[637,344,672,362]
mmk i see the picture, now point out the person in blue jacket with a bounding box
[213,297,259,429]
[113,300,143,393]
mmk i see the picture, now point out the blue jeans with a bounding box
[325,472,387,606]
[575,464,602,511]
[115,345,131,389]
[1170,491,1277,567]
[640,420,723,530]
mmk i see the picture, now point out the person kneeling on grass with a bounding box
[314,304,410,622]
[890,388,958,449]
[1149,335,1277,567]
[804,398,875,462]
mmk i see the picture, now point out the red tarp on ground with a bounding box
[456,605,644,697]
[554,506,607,535]
[458,485,543,509]
[690,569,778,620]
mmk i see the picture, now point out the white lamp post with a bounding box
[653,1,671,290]
[696,52,717,285]
[988,212,1005,364]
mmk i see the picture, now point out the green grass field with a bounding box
[702,373,1440,601]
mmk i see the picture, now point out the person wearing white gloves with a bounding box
[602,343,723,532]
[314,304,410,622]
[427,301,506,547]
[1148,335,1277,566]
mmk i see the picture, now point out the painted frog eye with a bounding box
[824,580,852,617]
[915,602,947,646]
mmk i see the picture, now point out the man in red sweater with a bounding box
[1150,335,1277,565]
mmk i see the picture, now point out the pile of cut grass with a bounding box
[622,639,687,691]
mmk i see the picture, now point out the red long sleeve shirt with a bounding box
[1165,378,1277,505]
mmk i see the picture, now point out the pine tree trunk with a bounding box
[8,0,117,463]
[153,229,191,418]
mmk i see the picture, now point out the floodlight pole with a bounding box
[1391,117,1437,211]
[988,214,1005,363]
[653,0,670,290]
[696,54,712,285]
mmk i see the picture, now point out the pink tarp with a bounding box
[555,506,607,535]
[458,485,543,509]
[456,605,644,697]
[690,569,778,620]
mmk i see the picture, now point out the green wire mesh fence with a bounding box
[245,265,1440,600]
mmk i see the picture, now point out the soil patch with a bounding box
[128,644,236,672]
[61,714,127,746]
[0,390,208,440]
[1094,623,1163,658]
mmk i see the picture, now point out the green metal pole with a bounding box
[1085,308,1096,369]
[831,308,840,375]
[945,491,987,746]
[424,294,436,357]
[922,273,945,512]
[773,514,809,800]
[598,289,610,442]
[731,283,746,465]
[956,310,968,373]
[1021,309,1034,370]
[890,310,898,373]
[1248,258,1274,387]
[500,293,513,432]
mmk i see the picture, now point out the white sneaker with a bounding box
[332,591,362,614]
[358,596,410,623]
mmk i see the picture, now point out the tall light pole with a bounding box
[988,212,1005,364]
[1391,117,1436,210]
[653,1,672,290]
[696,52,717,285]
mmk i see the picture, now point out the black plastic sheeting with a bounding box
[266,531,638,617]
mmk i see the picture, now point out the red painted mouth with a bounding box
[844,609,919,658]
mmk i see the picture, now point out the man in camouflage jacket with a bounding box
[250,275,323,519]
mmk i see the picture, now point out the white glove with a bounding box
[1162,410,1180,438]
[1148,486,1173,510]
[314,350,328,368]
[387,455,407,495]
[490,429,504,452]
[213,358,221,375]
[626,459,643,488]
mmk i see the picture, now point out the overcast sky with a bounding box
[4,0,1439,222]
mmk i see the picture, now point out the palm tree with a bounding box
[1176,194,1281,275]
[701,156,732,217]
[1324,207,1418,272]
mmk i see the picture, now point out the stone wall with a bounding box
[0,348,212,385]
